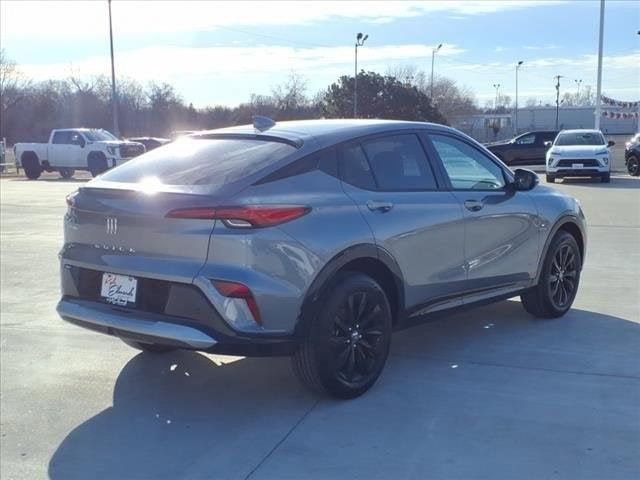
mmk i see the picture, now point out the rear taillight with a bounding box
[166,205,310,228]
[65,191,78,208]
[212,280,262,325]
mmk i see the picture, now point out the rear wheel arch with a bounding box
[295,244,404,338]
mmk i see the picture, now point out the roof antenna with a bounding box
[252,115,276,132]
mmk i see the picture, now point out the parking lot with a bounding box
[1,174,639,479]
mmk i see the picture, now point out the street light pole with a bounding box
[430,43,442,100]
[515,61,523,135]
[108,0,119,137]
[554,75,563,131]
[354,32,368,118]
[575,79,583,97]
[595,0,605,130]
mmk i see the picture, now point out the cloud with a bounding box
[1,1,565,39]
[18,43,467,82]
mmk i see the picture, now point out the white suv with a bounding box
[545,129,614,183]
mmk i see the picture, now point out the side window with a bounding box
[338,143,376,190]
[69,132,84,146]
[361,134,437,190]
[429,134,506,191]
[52,131,71,144]
[515,133,535,145]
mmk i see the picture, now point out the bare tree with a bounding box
[386,64,478,122]
[0,49,31,140]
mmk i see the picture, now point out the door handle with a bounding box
[464,200,484,212]
[366,201,394,213]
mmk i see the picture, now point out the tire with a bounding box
[59,168,75,179]
[627,155,640,176]
[600,173,610,183]
[121,338,177,354]
[546,174,556,183]
[21,153,42,180]
[88,152,109,177]
[292,272,393,399]
[521,231,581,318]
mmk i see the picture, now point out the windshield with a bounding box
[555,132,605,146]
[100,137,297,186]
[83,130,118,141]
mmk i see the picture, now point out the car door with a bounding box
[49,131,72,166]
[67,131,87,167]
[426,132,540,304]
[512,132,538,163]
[337,132,467,314]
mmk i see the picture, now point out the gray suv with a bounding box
[57,119,586,398]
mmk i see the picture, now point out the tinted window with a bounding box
[362,134,437,190]
[515,133,535,145]
[555,132,605,146]
[339,144,376,190]
[539,132,557,142]
[52,131,71,144]
[430,134,506,190]
[100,138,296,186]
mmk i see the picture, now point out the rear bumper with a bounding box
[58,298,217,349]
[57,296,299,356]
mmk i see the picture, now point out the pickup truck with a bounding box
[14,128,145,179]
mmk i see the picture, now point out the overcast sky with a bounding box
[1,0,638,108]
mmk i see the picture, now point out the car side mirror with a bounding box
[512,168,539,191]
[544,141,553,147]
[607,140,615,147]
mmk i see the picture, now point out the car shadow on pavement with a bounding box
[555,176,639,189]
[47,301,640,480]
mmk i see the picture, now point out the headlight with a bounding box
[594,150,608,155]
[549,150,562,156]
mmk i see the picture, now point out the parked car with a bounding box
[545,129,614,183]
[14,129,145,180]
[624,133,640,176]
[127,137,171,152]
[485,131,557,165]
[57,119,586,399]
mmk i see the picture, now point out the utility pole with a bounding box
[108,0,119,137]
[595,0,605,130]
[515,61,523,135]
[430,43,442,100]
[554,75,563,131]
[354,32,368,118]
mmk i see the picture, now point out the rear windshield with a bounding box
[100,138,297,186]
[555,132,605,146]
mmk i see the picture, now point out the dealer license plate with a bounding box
[101,273,137,306]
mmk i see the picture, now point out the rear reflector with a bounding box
[166,205,310,228]
[212,280,262,325]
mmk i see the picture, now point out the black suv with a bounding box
[486,131,558,165]
[625,133,640,176]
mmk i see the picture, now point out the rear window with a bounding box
[100,138,296,186]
